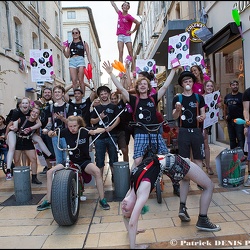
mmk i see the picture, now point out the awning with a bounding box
[25,87,39,93]
[149,19,195,66]
[202,22,240,56]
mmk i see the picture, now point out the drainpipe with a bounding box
[37,2,42,48]
[193,1,197,21]
[5,1,12,49]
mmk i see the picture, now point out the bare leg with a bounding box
[118,41,125,64]
[85,163,104,199]
[32,134,51,157]
[6,131,16,170]
[184,161,214,215]
[46,164,64,202]
[125,42,134,72]
[25,150,38,174]
[69,67,79,90]
[78,66,86,96]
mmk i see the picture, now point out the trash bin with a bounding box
[113,161,130,200]
[13,166,32,203]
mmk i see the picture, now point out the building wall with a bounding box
[0,1,64,117]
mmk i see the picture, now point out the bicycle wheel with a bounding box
[156,179,162,204]
[51,169,80,226]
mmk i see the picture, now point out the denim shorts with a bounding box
[94,136,118,168]
[117,34,132,43]
[69,56,86,68]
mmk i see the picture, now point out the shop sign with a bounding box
[185,22,206,42]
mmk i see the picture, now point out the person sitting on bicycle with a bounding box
[37,115,111,211]
[0,115,8,167]
[122,154,221,249]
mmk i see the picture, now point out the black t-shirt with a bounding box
[129,94,158,134]
[172,93,205,128]
[60,128,91,165]
[224,92,244,120]
[90,103,120,139]
[242,87,250,102]
[69,41,85,57]
[40,102,52,129]
[0,126,6,145]
[49,103,69,130]
[68,97,92,126]
[11,109,31,122]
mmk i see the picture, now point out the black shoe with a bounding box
[173,184,180,197]
[196,216,221,232]
[179,205,190,222]
[40,166,48,175]
[32,177,42,184]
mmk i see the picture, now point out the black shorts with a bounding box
[178,127,204,160]
[117,130,127,149]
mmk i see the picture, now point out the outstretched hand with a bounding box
[102,61,113,75]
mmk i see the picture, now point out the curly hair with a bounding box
[134,77,152,96]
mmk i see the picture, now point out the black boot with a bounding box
[173,183,180,197]
[32,174,42,184]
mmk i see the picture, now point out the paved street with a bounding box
[0,142,250,249]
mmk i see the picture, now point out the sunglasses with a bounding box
[72,32,79,34]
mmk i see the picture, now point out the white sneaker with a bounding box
[244,177,250,187]
[80,196,87,201]
[6,173,12,180]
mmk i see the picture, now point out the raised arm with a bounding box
[110,1,119,13]
[157,68,176,101]
[102,61,130,102]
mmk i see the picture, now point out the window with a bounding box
[67,11,76,19]
[55,11,59,37]
[214,38,243,144]
[57,55,61,78]
[14,19,23,55]
[32,32,38,49]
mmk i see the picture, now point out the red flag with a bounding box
[84,68,90,80]
[87,63,92,79]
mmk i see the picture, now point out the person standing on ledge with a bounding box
[110,1,140,72]
[62,27,93,95]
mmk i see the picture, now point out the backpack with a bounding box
[132,95,157,122]
[177,93,200,104]
[50,102,70,128]
[50,103,70,114]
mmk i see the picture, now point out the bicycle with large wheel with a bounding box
[50,127,91,226]
[129,121,168,204]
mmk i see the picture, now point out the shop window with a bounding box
[214,38,243,144]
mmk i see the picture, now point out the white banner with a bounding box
[30,49,54,82]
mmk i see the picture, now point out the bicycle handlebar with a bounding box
[55,127,89,152]
[129,121,166,133]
